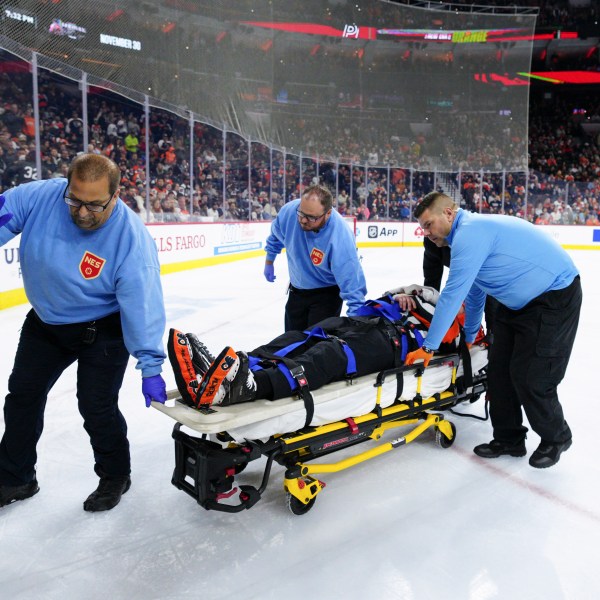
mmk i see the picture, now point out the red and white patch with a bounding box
[79,251,106,280]
[310,248,324,266]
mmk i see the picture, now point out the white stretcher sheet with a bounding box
[154,346,487,441]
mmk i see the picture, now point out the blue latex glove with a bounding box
[264,263,276,282]
[142,374,167,407]
[0,194,13,228]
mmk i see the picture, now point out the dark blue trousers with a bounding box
[0,310,130,486]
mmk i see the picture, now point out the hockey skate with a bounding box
[168,329,199,407]
[195,347,257,408]
[185,332,215,378]
[219,350,257,406]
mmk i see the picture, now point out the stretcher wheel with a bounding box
[435,421,456,448]
[286,492,316,515]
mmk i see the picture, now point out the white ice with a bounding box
[0,247,598,600]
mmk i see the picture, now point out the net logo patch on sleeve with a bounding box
[310,248,324,266]
[79,251,106,280]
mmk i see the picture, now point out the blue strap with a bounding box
[273,326,329,356]
[249,356,299,391]
[355,296,403,322]
[248,325,357,391]
[401,334,409,362]
[413,328,425,348]
[341,339,357,375]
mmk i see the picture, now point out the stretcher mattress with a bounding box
[155,346,487,441]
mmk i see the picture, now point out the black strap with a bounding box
[376,318,409,400]
[458,331,473,390]
[380,318,405,368]
[288,364,315,428]
[250,349,315,428]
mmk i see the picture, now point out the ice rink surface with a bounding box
[0,246,598,600]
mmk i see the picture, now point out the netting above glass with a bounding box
[1,0,537,170]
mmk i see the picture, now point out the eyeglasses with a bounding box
[296,209,327,223]
[63,186,115,213]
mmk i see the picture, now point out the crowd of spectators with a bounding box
[1,0,599,227]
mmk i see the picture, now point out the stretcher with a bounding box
[154,345,488,515]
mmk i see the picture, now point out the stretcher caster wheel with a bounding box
[284,476,325,515]
[286,492,316,515]
[435,421,456,448]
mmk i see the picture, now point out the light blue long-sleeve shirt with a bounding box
[0,178,166,377]
[425,209,579,350]
[265,199,367,315]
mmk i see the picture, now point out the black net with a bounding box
[1,0,536,170]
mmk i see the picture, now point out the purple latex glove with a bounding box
[142,374,167,407]
[264,263,276,282]
[0,194,13,228]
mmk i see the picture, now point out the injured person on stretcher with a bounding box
[168,284,486,415]
[160,286,490,514]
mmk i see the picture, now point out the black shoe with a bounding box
[83,476,131,512]
[474,439,527,458]
[529,439,572,469]
[186,333,215,378]
[221,352,257,406]
[0,480,40,508]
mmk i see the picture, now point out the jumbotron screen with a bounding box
[0,0,537,170]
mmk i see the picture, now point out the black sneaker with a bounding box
[0,480,40,508]
[83,476,131,512]
[474,439,527,458]
[529,439,572,469]
[220,352,257,406]
[186,333,215,378]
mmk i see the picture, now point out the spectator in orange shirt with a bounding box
[586,213,599,225]
[22,107,36,139]
[163,145,176,165]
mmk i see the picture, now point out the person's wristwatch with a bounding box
[421,346,434,354]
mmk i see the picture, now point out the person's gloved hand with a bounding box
[405,347,434,367]
[142,374,167,407]
[466,342,473,350]
[0,194,14,228]
[264,263,276,282]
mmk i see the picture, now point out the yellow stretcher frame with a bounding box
[169,354,487,515]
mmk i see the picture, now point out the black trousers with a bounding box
[0,310,130,486]
[484,296,500,339]
[252,316,403,400]
[284,284,343,332]
[487,276,582,445]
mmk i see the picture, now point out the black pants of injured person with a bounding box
[486,276,582,446]
[252,316,405,400]
[0,310,131,487]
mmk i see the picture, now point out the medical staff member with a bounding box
[264,184,367,331]
[0,153,167,512]
[405,192,581,469]
[421,235,498,341]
